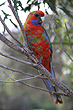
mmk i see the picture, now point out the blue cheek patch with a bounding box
[31,18,41,26]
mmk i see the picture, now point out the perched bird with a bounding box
[19,10,63,104]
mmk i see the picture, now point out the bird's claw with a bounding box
[37,57,42,65]
[29,50,34,55]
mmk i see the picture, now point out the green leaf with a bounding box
[45,0,58,14]
[60,4,73,18]
[1,10,10,16]
[24,4,31,12]
[9,19,18,28]
[1,10,11,21]
[63,17,68,23]
[12,0,19,12]
[0,1,6,6]
[27,0,31,4]
[45,9,49,14]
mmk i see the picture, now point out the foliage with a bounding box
[0,0,73,22]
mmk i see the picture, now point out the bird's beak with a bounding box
[40,16,45,23]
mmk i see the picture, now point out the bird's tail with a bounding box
[39,62,63,104]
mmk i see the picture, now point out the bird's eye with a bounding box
[34,13,39,17]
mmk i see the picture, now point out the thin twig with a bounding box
[3,72,69,97]
[37,64,73,98]
[65,23,73,54]
[0,70,13,85]
[0,64,47,79]
[7,71,13,81]
[2,74,42,82]
[0,33,38,64]
[0,15,23,47]
[53,19,73,47]
[53,18,62,28]
[51,21,73,62]
[7,0,28,47]
[0,64,36,76]
[0,51,37,67]
[52,42,73,45]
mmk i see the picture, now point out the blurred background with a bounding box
[0,0,73,110]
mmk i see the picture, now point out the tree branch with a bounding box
[7,0,28,47]
[0,64,37,77]
[51,20,73,62]
[2,74,42,82]
[65,23,73,54]
[0,15,23,47]
[0,33,38,64]
[52,42,73,45]
[35,64,73,98]
[0,64,47,79]
[0,51,37,67]
[2,71,69,97]
[0,32,73,98]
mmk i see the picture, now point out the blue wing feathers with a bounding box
[44,32,52,47]
[44,32,52,53]
[50,62,55,78]
[39,62,62,104]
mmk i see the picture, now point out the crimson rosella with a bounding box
[19,10,63,104]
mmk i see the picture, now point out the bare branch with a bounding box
[52,42,73,45]
[3,72,69,97]
[0,64,34,76]
[0,51,37,67]
[0,33,38,64]
[0,64,36,76]
[6,71,13,82]
[51,21,73,62]
[65,23,73,54]
[53,18,62,28]
[0,15,23,47]
[0,64,47,79]
[36,64,73,98]
[7,0,28,47]
[0,33,23,52]
[2,74,42,82]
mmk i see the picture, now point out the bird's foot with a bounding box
[29,50,34,55]
[37,57,42,65]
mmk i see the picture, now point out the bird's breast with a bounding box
[25,25,51,59]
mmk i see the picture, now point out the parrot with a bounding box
[19,10,63,104]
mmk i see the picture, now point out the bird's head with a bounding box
[26,10,45,26]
